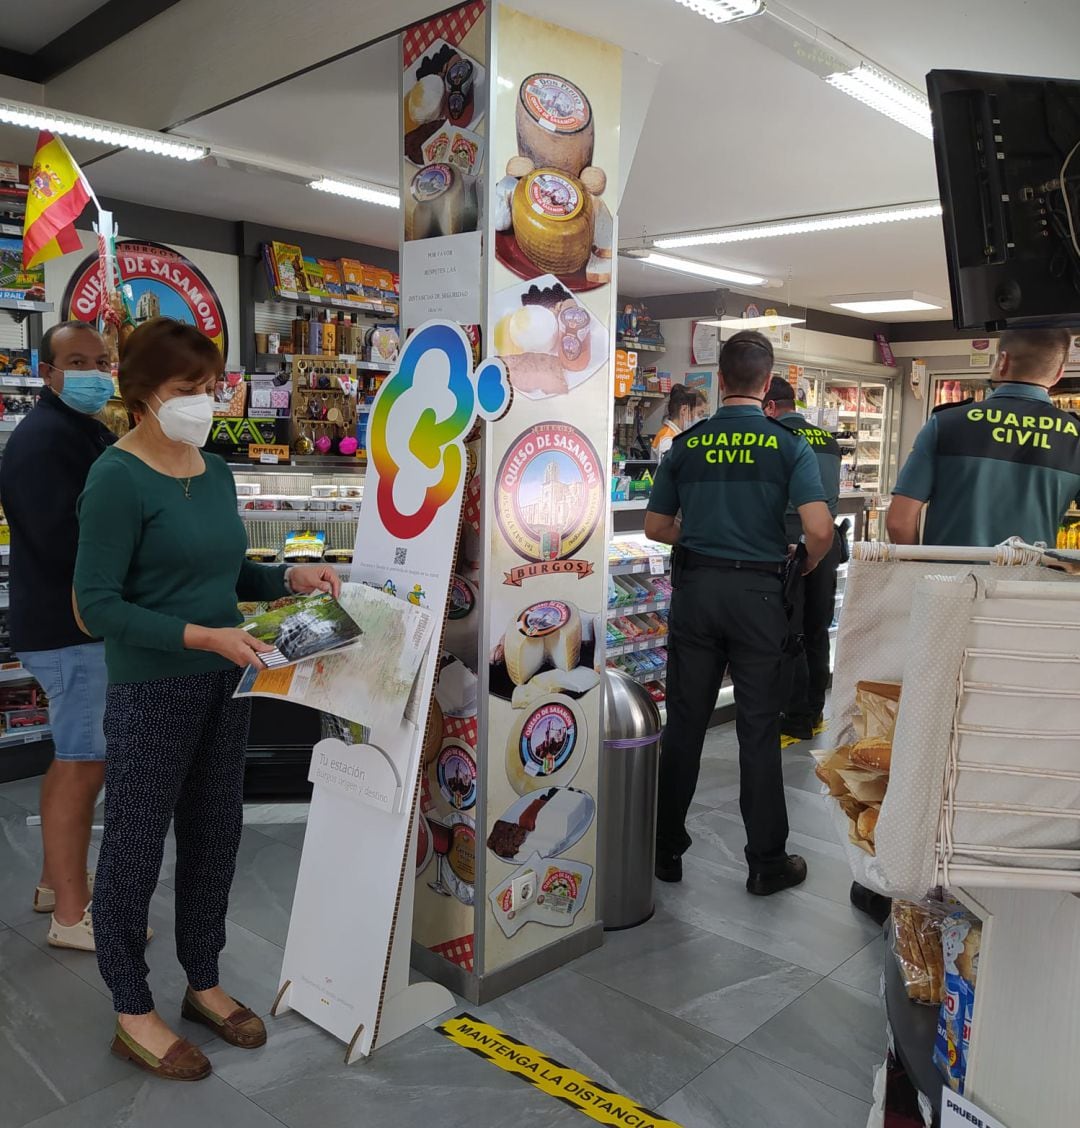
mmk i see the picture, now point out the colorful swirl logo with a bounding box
[369,320,510,540]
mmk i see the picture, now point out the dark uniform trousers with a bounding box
[656,558,790,873]
[784,529,843,726]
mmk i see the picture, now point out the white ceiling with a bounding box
[6,0,1080,322]
[0,0,107,54]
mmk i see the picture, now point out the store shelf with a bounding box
[0,297,52,313]
[612,499,650,511]
[0,664,32,684]
[838,410,884,419]
[607,596,671,618]
[616,457,659,466]
[0,375,42,388]
[257,353,392,372]
[615,391,665,401]
[607,634,669,658]
[239,510,360,522]
[617,339,665,353]
[271,290,396,317]
[0,725,51,748]
[883,924,942,1123]
[614,662,667,686]
[0,417,25,431]
[610,557,671,577]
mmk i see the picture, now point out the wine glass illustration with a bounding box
[428,819,453,897]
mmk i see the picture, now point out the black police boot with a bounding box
[849,881,892,925]
[746,854,807,896]
[655,853,683,883]
[780,714,815,741]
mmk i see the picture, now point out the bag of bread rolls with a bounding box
[837,765,890,803]
[854,680,901,742]
[849,737,892,774]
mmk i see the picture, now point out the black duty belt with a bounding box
[682,549,784,575]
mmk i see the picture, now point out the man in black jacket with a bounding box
[1,322,115,950]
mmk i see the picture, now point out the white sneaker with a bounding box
[47,907,153,952]
[33,872,96,914]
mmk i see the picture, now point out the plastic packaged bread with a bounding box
[891,899,947,1005]
[854,680,901,742]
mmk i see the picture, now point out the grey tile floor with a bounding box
[0,722,886,1128]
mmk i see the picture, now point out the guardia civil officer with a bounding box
[762,376,843,741]
[646,331,835,894]
[848,328,1080,927]
[888,328,1079,546]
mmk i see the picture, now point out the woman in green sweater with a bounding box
[75,318,339,1082]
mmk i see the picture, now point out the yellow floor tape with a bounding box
[437,1014,686,1128]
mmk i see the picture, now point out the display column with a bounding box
[403,3,654,1001]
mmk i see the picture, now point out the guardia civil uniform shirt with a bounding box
[893,383,1080,546]
[775,411,841,540]
[648,404,826,561]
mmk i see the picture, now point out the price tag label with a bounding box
[339,354,358,364]
[259,453,280,464]
[16,300,35,310]
[649,556,665,575]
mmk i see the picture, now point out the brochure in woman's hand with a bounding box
[240,593,364,668]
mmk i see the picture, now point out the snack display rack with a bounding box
[0,292,54,779]
[828,542,1080,1128]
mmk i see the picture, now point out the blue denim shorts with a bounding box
[18,643,108,762]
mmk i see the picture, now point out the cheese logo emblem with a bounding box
[527,172,583,219]
[448,575,476,621]
[539,866,581,906]
[436,741,477,811]
[411,162,454,202]
[520,700,579,778]
[517,600,572,638]
[369,320,510,540]
[496,421,602,564]
[520,74,590,134]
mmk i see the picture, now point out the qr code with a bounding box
[394,547,407,566]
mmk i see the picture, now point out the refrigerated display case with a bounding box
[777,362,900,542]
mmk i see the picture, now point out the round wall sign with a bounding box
[61,240,228,355]
[495,421,602,562]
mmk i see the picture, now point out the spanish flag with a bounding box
[23,131,91,270]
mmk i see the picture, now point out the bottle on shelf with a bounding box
[1057,526,1068,550]
[322,310,336,357]
[292,306,307,354]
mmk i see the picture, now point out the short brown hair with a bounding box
[763,375,796,408]
[998,329,1071,382]
[719,330,775,395]
[668,383,707,416]
[118,317,223,412]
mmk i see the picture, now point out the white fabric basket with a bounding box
[829,543,1080,898]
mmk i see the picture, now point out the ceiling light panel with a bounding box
[673,0,764,25]
[309,177,399,207]
[653,202,943,250]
[830,294,942,314]
[825,64,933,139]
[0,98,207,160]
[630,251,767,287]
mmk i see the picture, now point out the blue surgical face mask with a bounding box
[56,370,115,414]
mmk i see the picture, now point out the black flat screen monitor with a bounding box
[927,68,1080,331]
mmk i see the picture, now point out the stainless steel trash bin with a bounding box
[600,669,662,930]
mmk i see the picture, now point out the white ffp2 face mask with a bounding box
[152,392,214,447]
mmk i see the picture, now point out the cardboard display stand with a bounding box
[273,321,510,1060]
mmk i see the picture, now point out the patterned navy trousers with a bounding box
[94,668,249,1015]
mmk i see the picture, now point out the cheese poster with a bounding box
[400,3,491,973]
[400,3,488,332]
[481,5,621,970]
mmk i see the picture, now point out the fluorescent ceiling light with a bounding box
[309,177,399,208]
[654,201,943,250]
[0,97,207,160]
[704,315,806,329]
[672,0,764,23]
[630,251,767,287]
[830,292,943,314]
[825,63,933,139]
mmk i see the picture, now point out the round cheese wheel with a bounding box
[506,693,587,796]
[516,73,594,176]
[512,170,593,276]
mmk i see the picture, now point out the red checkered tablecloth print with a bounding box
[463,472,482,535]
[402,2,486,68]
[443,712,478,749]
[430,933,475,972]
